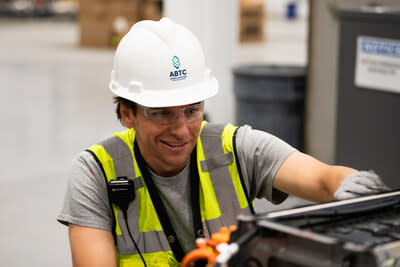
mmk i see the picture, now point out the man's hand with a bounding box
[334,170,391,200]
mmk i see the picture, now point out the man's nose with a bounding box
[169,111,190,135]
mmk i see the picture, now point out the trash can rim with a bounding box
[233,65,306,78]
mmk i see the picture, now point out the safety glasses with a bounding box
[140,102,204,125]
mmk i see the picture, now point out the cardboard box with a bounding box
[239,0,264,43]
[78,0,109,19]
[110,0,138,19]
[78,0,139,47]
[140,0,162,21]
[79,19,112,47]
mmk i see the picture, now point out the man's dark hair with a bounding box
[113,96,137,124]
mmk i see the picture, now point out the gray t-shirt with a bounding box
[57,125,296,253]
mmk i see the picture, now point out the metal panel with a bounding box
[335,8,400,189]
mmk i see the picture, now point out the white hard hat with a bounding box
[109,17,219,108]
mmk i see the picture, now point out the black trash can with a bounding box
[233,65,306,150]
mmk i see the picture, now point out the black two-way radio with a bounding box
[108,176,135,210]
[107,176,147,267]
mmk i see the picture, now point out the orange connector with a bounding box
[181,225,237,267]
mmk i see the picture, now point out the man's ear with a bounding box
[120,104,135,128]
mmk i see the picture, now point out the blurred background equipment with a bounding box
[286,0,299,20]
[334,4,400,190]
[0,0,77,17]
[0,0,51,16]
[50,0,77,17]
[233,65,305,150]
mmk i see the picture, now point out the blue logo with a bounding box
[172,56,180,69]
[361,38,400,58]
[170,56,187,81]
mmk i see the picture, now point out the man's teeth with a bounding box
[165,142,184,147]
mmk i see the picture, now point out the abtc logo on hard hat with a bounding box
[172,56,180,69]
[170,56,187,81]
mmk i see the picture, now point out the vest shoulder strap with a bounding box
[200,122,255,214]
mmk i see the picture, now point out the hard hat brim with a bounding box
[110,77,219,108]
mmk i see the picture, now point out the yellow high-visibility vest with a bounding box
[87,122,252,266]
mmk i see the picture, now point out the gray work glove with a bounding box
[334,170,391,200]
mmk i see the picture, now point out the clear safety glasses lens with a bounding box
[142,102,204,124]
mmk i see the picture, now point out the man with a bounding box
[57,18,389,267]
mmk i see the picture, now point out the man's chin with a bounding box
[165,157,190,169]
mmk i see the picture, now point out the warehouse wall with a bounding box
[164,0,239,124]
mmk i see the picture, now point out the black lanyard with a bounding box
[133,140,204,262]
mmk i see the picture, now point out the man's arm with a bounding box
[273,151,357,202]
[69,224,117,267]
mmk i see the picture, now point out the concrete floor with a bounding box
[0,16,308,266]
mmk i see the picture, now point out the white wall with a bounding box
[164,0,239,124]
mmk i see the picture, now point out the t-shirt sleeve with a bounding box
[57,151,113,231]
[235,125,297,204]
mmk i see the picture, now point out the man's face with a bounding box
[123,103,203,177]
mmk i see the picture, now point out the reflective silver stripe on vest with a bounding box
[100,136,171,255]
[200,152,234,172]
[100,136,137,182]
[200,123,251,229]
